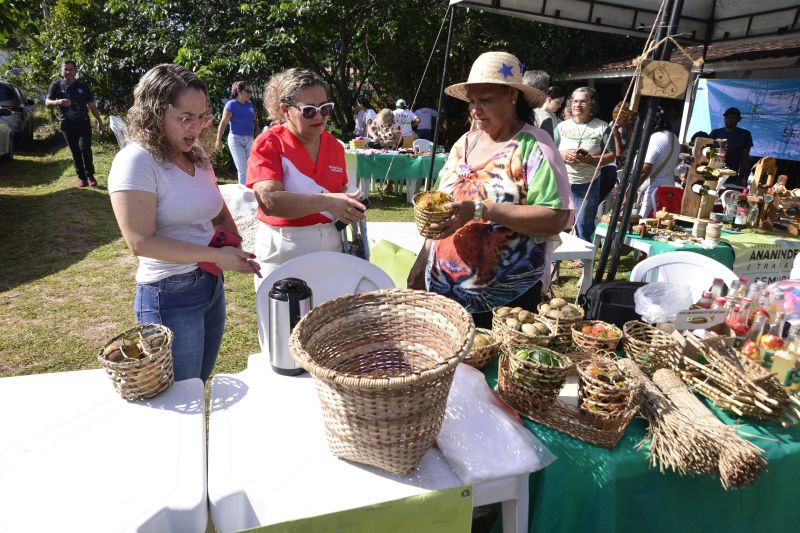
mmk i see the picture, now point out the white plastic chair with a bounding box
[412,138,433,153]
[109,115,129,149]
[254,251,394,353]
[629,251,738,302]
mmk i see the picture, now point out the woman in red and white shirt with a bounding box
[246,68,365,279]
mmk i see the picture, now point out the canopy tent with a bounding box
[450,1,800,44]
[425,0,800,283]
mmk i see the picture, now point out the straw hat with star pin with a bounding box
[445,51,545,108]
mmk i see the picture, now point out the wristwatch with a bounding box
[472,199,485,222]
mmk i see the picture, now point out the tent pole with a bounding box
[425,6,457,192]
[682,0,715,143]
[605,0,686,281]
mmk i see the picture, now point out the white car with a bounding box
[0,108,13,161]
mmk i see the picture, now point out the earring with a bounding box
[512,100,517,105]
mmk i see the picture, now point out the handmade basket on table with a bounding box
[97,323,174,401]
[288,288,474,475]
[622,320,675,376]
[571,320,623,352]
[492,307,553,347]
[537,302,584,352]
[497,353,638,449]
[502,344,572,405]
[464,328,501,369]
[412,191,454,239]
[349,138,366,150]
[576,357,637,417]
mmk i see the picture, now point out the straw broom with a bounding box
[653,369,766,489]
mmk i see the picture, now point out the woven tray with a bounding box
[465,328,501,369]
[622,320,674,376]
[492,308,553,347]
[497,354,638,449]
[413,191,454,239]
[289,288,475,475]
[571,321,623,352]
[97,323,174,401]
[576,357,636,416]
[503,345,572,405]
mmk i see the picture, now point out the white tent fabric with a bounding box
[450,0,800,44]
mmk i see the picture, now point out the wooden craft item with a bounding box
[681,137,716,219]
[637,60,690,100]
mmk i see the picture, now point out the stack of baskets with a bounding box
[576,357,637,417]
[349,138,366,150]
[538,301,584,353]
[622,321,675,375]
[97,323,174,401]
[501,345,572,406]
[289,288,474,475]
[412,191,454,239]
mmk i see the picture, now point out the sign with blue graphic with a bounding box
[686,78,800,161]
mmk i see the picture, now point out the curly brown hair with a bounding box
[263,68,330,124]
[127,64,210,166]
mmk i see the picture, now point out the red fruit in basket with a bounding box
[591,324,606,336]
[581,325,592,334]
[740,340,759,358]
[759,334,784,350]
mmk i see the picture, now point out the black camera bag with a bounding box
[577,281,647,328]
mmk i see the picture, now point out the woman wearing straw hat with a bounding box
[407,51,574,328]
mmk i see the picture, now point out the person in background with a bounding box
[709,107,753,185]
[554,87,615,244]
[413,105,438,142]
[392,99,419,148]
[215,81,257,186]
[636,108,680,217]
[407,52,573,328]
[108,64,260,382]
[353,95,376,137]
[521,69,549,93]
[663,102,682,139]
[367,109,403,149]
[247,68,365,279]
[45,60,105,188]
[531,85,565,139]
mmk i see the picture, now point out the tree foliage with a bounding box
[10,0,644,145]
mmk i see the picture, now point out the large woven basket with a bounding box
[576,358,636,417]
[503,344,572,405]
[571,321,623,352]
[622,321,675,376]
[413,191,454,239]
[492,308,553,347]
[289,289,475,475]
[465,328,501,369]
[97,324,174,401]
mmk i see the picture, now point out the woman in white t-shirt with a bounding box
[637,110,680,217]
[108,64,261,382]
[353,95,376,137]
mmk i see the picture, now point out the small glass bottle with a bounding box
[760,312,786,369]
[770,326,799,391]
[768,288,785,319]
[737,277,750,298]
[741,313,768,361]
[728,279,741,299]
[709,278,725,299]
[734,195,750,227]
[696,291,714,309]
[712,297,727,310]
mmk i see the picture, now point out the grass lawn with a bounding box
[0,118,633,380]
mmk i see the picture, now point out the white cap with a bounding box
[395,99,407,109]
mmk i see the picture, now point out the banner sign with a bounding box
[723,232,800,284]
[687,78,800,161]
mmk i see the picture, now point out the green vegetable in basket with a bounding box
[515,350,530,361]
[530,349,557,366]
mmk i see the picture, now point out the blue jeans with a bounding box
[571,180,601,243]
[134,268,226,381]
[228,133,254,185]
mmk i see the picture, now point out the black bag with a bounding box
[577,281,646,328]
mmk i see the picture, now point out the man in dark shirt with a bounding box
[709,107,753,186]
[45,60,105,188]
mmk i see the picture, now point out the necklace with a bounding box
[174,157,194,175]
[573,119,590,149]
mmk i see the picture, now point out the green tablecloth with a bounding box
[481,362,800,533]
[350,150,447,182]
[596,222,736,269]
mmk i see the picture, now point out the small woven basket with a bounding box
[413,191,454,239]
[571,321,623,352]
[576,358,636,417]
[289,289,474,475]
[492,309,553,347]
[97,324,174,401]
[537,302,584,325]
[349,138,366,150]
[465,328,501,369]
[503,344,572,405]
[622,320,675,376]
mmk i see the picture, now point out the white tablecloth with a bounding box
[0,370,207,533]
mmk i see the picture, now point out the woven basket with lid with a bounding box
[289,288,474,475]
